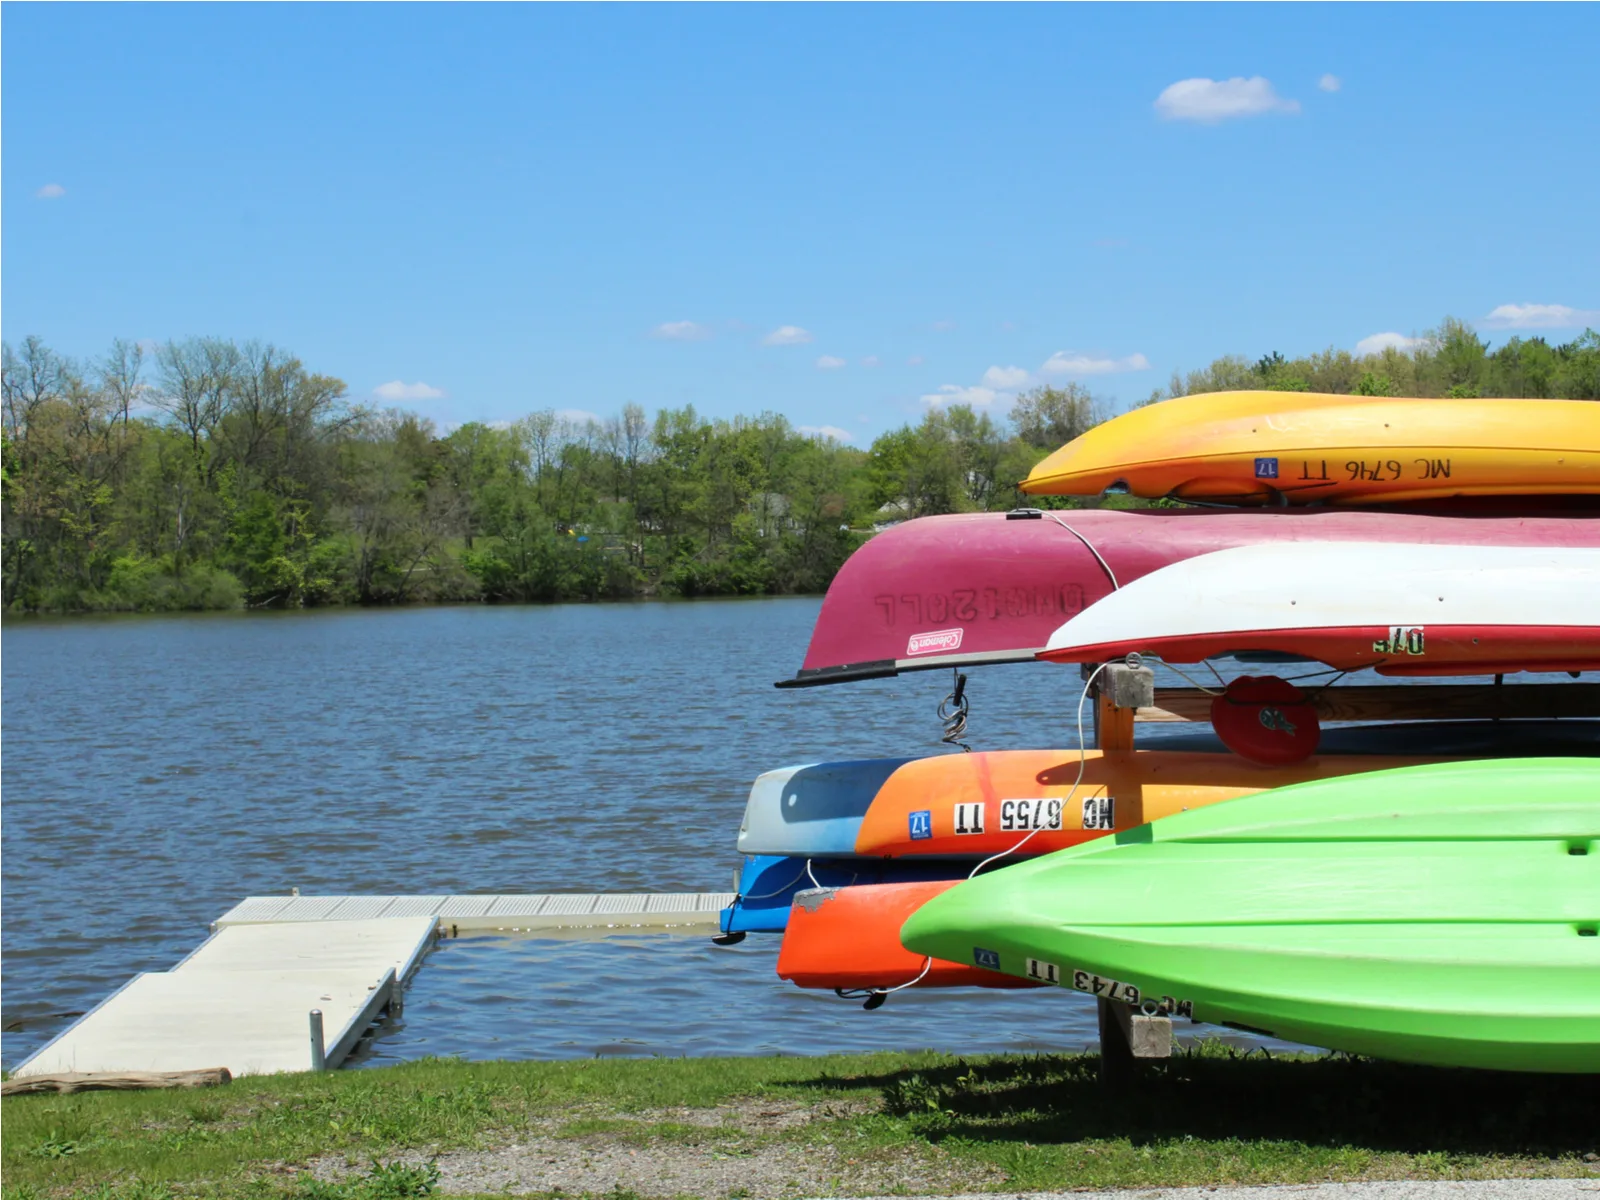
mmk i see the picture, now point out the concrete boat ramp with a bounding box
[11,891,732,1082]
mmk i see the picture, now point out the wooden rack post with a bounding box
[1087,661,1173,1082]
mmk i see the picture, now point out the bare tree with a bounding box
[95,339,147,429]
[153,337,242,463]
[2,335,71,442]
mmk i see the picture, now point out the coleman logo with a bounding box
[906,627,963,656]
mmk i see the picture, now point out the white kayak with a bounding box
[1037,542,1600,676]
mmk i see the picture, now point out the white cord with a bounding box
[969,660,1109,879]
[848,953,936,1004]
[740,862,809,901]
[1045,514,1120,591]
[850,662,1112,1007]
[1160,659,1228,696]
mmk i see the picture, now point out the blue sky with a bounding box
[5,3,1598,441]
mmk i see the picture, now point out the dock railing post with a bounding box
[309,1009,326,1072]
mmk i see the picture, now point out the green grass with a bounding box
[3,1045,1597,1199]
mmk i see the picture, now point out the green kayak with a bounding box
[899,758,1600,1073]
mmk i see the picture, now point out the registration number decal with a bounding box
[908,810,933,840]
[1000,798,1063,832]
[1081,796,1115,830]
[1372,625,1426,656]
[1025,958,1061,984]
[1071,970,1195,1016]
[1072,969,1140,1005]
[1292,457,1453,484]
[974,947,1001,970]
[953,802,985,835]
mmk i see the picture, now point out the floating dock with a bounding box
[11,892,734,1080]
[215,891,735,934]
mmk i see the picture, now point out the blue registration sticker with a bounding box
[908,810,933,840]
[1254,456,1279,479]
[974,947,1001,970]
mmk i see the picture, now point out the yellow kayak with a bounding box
[1020,391,1600,506]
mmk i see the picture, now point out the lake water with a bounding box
[7,599,1186,1069]
[19,601,1561,1069]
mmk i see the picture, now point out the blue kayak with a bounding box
[720,854,972,934]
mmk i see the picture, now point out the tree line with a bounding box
[3,317,1595,613]
[1148,318,1600,403]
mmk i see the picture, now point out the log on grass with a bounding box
[1,1068,232,1096]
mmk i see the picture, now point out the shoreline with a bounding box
[0,589,825,623]
[5,1047,1597,1199]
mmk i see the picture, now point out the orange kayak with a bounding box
[1020,391,1600,506]
[776,880,1045,991]
[853,749,1442,858]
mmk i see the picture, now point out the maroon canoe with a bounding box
[779,508,1600,686]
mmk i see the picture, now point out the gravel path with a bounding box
[307,1101,1599,1199]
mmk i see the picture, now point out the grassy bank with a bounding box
[4,1045,1597,1199]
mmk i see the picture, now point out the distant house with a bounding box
[748,491,795,537]
[872,500,908,532]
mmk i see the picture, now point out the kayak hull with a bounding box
[720,855,972,935]
[783,510,1600,686]
[777,880,1043,991]
[736,758,915,858]
[853,749,1447,858]
[900,759,1600,1073]
[1040,542,1600,676]
[1020,392,1600,507]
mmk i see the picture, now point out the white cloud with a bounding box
[1480,303,1600,330]
[1040,351,1152,377]
[921,384,1000,408]
[557,408,601,425]
[651,320,713,341]
[762,325,814,346]
[1155,76,1300,123]
[861,355,881,368]
[36,183,66,199]
[907,355,925,367]
[931,319,957,332]
[981,364,1033,390]
[373,380,446,401]
[798,424,854,443]
[815,355,847,370]
[1355,332,1425,356]
[1318,74,1342,93]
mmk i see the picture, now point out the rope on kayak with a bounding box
[834,955,934,1010]
[1160,659,1227,696]
[939,670,972,752]
[969,660,1109,879]
[1044,513,1121,590]
[737,861,809,901]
